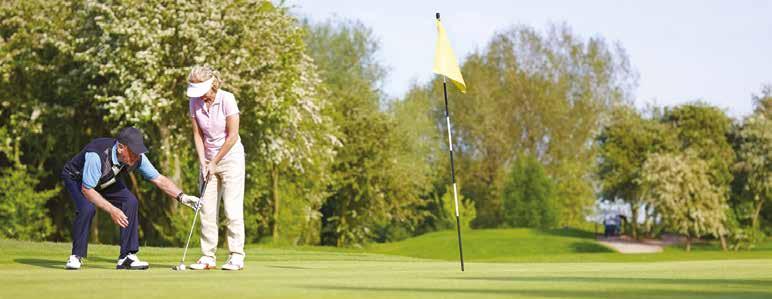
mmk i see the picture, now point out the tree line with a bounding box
[598,98,770,250]
[1,1,768,249]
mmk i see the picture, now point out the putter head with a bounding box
[172,263,186,271]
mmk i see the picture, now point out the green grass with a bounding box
[362,228,772,263]
[364,228,613,261]
[1,228,771,299]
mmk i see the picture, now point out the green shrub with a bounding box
[0,164,58,240]
[501,154,558,228]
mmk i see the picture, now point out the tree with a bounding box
[75,0,337,245]
[388,84,449,235]
[0,0,110,241]
[0,102,59,240]
[439,191,476,230]
[1,0,337,245]
[423,23,637,228]
[733,87,771,231]
[501,154,557,228]
[305,19,428,246]
[663,103,735,188]
[596,106,676,239]
[641,152,728,251]
[0,3,67,236]
[662,103,735,248]
[0,165,58,240]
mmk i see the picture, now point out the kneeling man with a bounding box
[61,127,200,270]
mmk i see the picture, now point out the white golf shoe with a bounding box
[65,255,82,270]
[189,256,216,270]
[116,253,149,270]
[221,255,244,271]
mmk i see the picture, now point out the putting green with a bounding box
[1,238,771,299]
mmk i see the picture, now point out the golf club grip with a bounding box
[200,178,209,197]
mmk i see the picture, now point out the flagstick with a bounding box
[442,75,465,272]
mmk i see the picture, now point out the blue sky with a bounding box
[286,0,771,118]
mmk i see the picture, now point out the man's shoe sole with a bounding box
[116,265,149,270]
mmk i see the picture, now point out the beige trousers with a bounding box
[199,145,245,259]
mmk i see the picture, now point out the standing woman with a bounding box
[186,66,246,271]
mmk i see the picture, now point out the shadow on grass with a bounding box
[14,259,63,270]
[13,258,109,270]
[539,227,596,239]
[570,241,614,253]
[452,276,772,287]
[15,256,120,270]
[666,240,772,253]
[302,285,770,299]
[88,256,118,263]
[267,265,313,270]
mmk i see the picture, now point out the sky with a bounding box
[286,0,771,118]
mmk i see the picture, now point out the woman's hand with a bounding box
[201,160,217,180]
[200,161,208,180]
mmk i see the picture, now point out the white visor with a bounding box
[186,78,214,98]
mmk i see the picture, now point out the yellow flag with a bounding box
[433,19,466,93]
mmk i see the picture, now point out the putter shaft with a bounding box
[179,179,209,265]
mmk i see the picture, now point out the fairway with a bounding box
[2,238,771,299]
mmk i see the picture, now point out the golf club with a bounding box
[172,177,209,271]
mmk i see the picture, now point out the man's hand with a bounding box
[180,194,201,210]
[82,186,129,228]
[109,207,129,228]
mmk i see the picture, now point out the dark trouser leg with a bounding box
[64,177,96,258]
[101,182,139,259]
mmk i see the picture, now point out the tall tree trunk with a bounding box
[271,164,280,241]
[719,233,727,251]
[172,151,181,190]
[129,173,144,203]
[90,213,99,244]
[752,200,764,229]
[336,196,349,247]
[12,137,20,165]
[631,204,639,240]
[645,216,653,238]
[158,126,179,211]
[128,172,150,243]
[686,235,692,252]
[336,216,346,247]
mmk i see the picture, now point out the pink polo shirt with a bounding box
[189,89,244,161]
